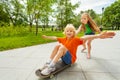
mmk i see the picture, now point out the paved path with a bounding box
[0,31,120,80]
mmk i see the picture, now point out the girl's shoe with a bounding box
[81,48,86,52]
[41,66,56,75]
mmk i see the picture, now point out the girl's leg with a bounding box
[87,39,93,59]
[81,39,87,52]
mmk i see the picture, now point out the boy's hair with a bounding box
[63,24,76,37]
[81,13,101,33]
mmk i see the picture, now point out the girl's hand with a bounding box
[99,31,116,39]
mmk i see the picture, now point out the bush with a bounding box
[0,25,29,38]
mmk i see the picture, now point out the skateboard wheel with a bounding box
[50,75,54,78]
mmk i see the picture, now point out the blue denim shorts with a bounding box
[61,51,72,64]
[85,32,95,35]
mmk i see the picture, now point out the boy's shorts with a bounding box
[61,51,72,64]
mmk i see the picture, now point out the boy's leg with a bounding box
[50,45,68,63]
[41,44,60,70]
[50,44,61,60]
[41,45,68,75]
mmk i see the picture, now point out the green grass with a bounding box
[0,25,84,51]
[0,31,65,51]
[0,25,117,51]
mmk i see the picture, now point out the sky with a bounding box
[71,0,116,14]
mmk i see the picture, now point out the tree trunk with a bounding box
[35,21,38,36]
[29,22,32,32]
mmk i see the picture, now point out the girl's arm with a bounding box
[96,27,102,33]
[81,31,115,41]
[42,35,57,40]
[76,25,83,35]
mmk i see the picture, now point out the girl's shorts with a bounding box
[61,51,72,64]
[85,32,95,35]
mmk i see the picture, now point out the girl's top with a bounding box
[57,37,83,64]
[84,24,93,34]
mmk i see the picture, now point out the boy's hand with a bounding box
[99,31,116,39]
[42,35,47,39]
[41,35,57,40]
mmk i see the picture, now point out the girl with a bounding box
[40,24,115,75]
[76,13,101,59]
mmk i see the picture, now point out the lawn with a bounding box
[0,31,63,51]
[0,26,84,51]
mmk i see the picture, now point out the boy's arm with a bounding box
[42,35,57,40]
[81,31,115,40]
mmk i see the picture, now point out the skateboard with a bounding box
[35,60,71,79]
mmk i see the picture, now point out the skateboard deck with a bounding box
[35,60,71,79]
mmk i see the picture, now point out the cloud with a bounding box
[71,0,116,14]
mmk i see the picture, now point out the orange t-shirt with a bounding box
[57,37,83,64]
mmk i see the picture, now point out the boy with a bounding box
[41,24,115,75]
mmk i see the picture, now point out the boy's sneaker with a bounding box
[41,62,50,70]
[41,66,56,75]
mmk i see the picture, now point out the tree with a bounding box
[40,0,55,31]
[1,0,26,26]
[26,0,35,32]
[103,0,120,30]
[55,0,79,30]
[27,0,56,35]
[0,4,10,25]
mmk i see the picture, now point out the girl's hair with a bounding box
[81,13,101,33]
[63,24,76,37]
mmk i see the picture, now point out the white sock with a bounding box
[48,61,56,68]
[46,59,52,64]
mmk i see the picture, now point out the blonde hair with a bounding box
[63,24,76,37]
[81,13,101,33]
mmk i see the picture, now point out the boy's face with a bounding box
[80,14,88,24]
[65,29,74,38]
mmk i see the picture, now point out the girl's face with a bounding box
[80,14,88,24]
[65,29,74,38]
